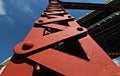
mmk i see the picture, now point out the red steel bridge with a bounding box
[1,0,120,76]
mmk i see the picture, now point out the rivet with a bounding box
[77,27,83,31]
[39,20,43,22]
[68,16,72,18]
[44,12,47,15]
[22,42,33,50]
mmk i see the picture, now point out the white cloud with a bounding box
[23,5,33,14]
[6,16,14,24]
[10,0,34,15]
[0,0,6,15]
[113,57,120,66]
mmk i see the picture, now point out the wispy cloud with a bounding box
[6,16,14,24]
[23,5,33,14]
[10,0,34,15]
[113,58,120,66]
[0,0,6,15]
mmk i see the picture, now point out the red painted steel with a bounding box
[14,27,87,55]
[1,0,120,76]
[28,48,120,76]
[0,57,33,76]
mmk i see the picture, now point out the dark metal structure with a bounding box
[61,1,120,10]
[77,0,120,58]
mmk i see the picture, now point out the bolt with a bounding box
[39,20,43,22]
[68,16,72,18]
[22,42,33,50]
[44,12,47,15]
[77,27,83,31]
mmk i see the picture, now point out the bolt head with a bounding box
[22,42,33,50]
[77,27,83,31]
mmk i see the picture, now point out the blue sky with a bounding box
[0,0,48,62]
[0,0,119,66]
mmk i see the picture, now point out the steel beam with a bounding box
[61,2,120,10]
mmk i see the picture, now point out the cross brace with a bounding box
[60,1,120,10]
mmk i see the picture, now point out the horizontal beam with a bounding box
[60,2,120,10]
